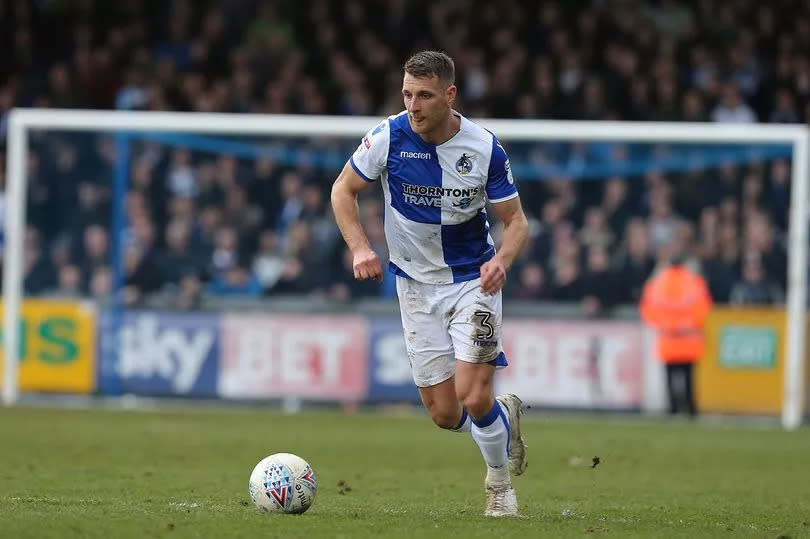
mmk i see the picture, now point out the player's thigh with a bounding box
[418,376,458,408]
[448,279,503,365]
[418,376,461,425]
[454,360,496,399]
[396,276,455,388]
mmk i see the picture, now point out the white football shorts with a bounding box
[396,275,507,388]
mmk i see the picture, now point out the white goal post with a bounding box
[3,108,808,428]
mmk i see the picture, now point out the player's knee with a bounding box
[458,390,491,420]
[433,414,461,430]
[428,407,462,430]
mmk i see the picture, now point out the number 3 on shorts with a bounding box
[474,310,494,340]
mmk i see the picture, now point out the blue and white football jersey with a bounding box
[349,110,518,284]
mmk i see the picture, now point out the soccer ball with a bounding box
[248,453,317,514]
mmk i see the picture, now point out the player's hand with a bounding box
[353,248,382,281]
[480,257,507,296]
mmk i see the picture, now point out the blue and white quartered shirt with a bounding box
[349,110,518,284]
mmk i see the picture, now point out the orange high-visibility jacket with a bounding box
[640,265,713,364]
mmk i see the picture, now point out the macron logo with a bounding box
[400,150,432,160]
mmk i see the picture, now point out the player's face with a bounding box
[402,74,455,135]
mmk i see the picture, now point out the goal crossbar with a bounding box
[3,108,808,428]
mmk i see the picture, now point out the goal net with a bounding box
[1,109,807,428]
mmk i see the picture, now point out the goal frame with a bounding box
[3,108,808,428]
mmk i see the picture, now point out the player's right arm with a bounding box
[330,162,382,281]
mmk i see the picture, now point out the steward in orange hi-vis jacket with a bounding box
[640,256,712,416]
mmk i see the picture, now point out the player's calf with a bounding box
[419,378,470,431]
[429,407,469,431]
[496,393,528,476]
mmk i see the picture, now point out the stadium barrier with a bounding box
[0,299,96,393]
[696,307,787,415]
[2,300,806,415]
[219,314,369,401]
[498,320,646,409]
[97,310,220,397]
[92,310,649,409]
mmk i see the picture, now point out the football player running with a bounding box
[331,50,529,517]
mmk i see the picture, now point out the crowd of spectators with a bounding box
[0,0,801,312]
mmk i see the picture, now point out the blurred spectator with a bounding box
[161,219,203,285]
[115,68,149,111]
[700,219,741,303]
[769,88,801,123]
[329,246,382,302]
[645,0,694,39]
[551,256,583,302]
[688,44,715,87]
[23,243,55,295]
[89,266,113,299]
[533,199,568,263]
[52,264,83,298]
[79,224,109,286]
[207,266,262,296]
[579,206,615,252]
[600,177,633,237]
[711,84,756,123]
[613,218,656,303]
[252,229,284,292]
[269,257,308,295]
[271,219,327,294]
[209,226,240,277]
[193,205,223,260]
[21,227,53,294]
[646,185,681,253]
[729,257,784,305]
[508,261,551,301]
[222,184,263,240]
[768,159,790,230]
[69,182,108,238]
[250,158,282,228]
[580,248,620,316]
[176,274,203,310]
[276,171,305,233]
[680,90,707,122]
[167,148,197,198]
[122,240,162,306]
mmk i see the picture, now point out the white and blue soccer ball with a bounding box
[249,453,317,514]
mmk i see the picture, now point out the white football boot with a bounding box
[484,467,519,517]
[496,393,528,476]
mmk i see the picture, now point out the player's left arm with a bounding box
[480,196,529,295]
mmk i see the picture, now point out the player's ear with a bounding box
[447,84,457,105]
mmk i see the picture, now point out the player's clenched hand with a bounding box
[353,248,382,281]
[480,257,506,296]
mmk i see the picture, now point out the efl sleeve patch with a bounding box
[350,121,389,181]
[486,136,518,201]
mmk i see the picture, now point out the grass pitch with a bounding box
[0,405,808,538]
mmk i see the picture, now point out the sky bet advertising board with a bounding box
[97,310,220,397]
[367,317,420,402]
[218,314,368,401]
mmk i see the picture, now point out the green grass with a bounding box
[0,405,808,538]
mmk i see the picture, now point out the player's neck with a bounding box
[420,112,461,145]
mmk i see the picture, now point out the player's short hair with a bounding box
[404,50,455,87]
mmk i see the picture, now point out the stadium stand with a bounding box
[0,0,799,312]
